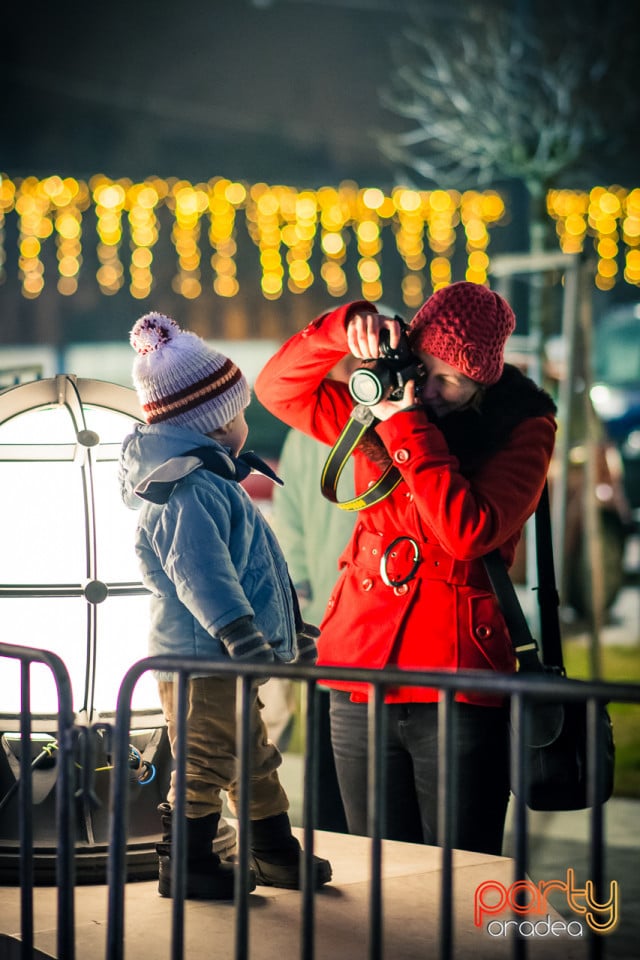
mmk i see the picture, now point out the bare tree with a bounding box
[378,0,640,254]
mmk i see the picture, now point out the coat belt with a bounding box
[348,528,491,589]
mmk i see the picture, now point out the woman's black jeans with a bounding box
[329,690,511,856]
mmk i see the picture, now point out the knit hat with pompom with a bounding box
[130,312,250,432]
[408,282,516,386]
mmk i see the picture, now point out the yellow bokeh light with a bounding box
[136,187,159,209]
[464,219,487,244]
[597,238,618,259]
[597,258,618,278]
[395,190,421,213]
[401,273,425,309]
[357,221,379,244]
[214,275,239,298]
[56,214,80,240]
[20,237,41,258]
[132,247,153,268]
[58,256,79,277]
[362,188,385,210]
[321,232,345,257]
[57,276,78,296]
[564,214,586,237]
[430,190,454,212]
[468,250,489,271]
[95,184,126,209]
[225,182,246,206]
[597,192,621,216]
[361,280,383,301]
[2,176,639,301]
[358,258,381,282]
[289,260,312,283]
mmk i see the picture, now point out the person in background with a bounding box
[255,282,557,855]
[119,311,331,899]
[267,354,360,832]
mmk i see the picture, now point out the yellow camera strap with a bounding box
[320,404,403,511]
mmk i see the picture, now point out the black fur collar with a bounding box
[358,364,556,477]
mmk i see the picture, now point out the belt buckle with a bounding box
[380,536,421,587]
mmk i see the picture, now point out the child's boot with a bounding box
[156,803,256,899]
[249,811,332,890]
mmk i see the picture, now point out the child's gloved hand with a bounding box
[294,622,320,664]
[217,616,275,664]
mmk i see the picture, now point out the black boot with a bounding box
[250,812,332,890]
[157,803,256,900]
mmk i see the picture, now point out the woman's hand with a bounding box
[346,312,401,359]
[347,312,421,420]
[370,379,419,421]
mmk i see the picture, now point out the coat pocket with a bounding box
[464,593,516,673]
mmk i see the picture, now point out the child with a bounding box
[119,311,331,899]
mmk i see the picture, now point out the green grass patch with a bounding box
[563,641,640,798]
[285,644,640,798]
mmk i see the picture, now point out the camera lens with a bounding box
[349,367,386,405]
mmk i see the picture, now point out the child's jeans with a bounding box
[157,675,290,820]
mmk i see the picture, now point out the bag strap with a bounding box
[482,548,544,672]
[533,482,565,671]
[483,480,564,674]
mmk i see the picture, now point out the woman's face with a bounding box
[414,351,480,417]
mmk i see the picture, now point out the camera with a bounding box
[348,321,420,406]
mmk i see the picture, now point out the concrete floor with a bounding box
[0,825,588,960]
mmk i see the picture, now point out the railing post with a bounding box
[437,690,455,960]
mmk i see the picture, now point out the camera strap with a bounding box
[320,403,403,511]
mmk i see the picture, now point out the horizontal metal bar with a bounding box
[0,583,148,597]
[114,654,640,708]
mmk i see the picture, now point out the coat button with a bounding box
[362,578,374,591]
[394,449,410,463]
[475,624,493,640]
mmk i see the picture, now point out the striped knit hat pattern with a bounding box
[130,312,250,432]
[408,281,516,386]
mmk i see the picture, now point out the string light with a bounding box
[209,178,244,299]
[127,180,163,301]
[548,186,635,291]
[1,176,638,307]
[0,179,14,289]
[91,176,127,296]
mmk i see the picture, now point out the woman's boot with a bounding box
[156,803,256,899]
[250,811,332,890]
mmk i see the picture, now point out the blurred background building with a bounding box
[2,0,639,608]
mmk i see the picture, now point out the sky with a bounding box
[4,0,406,187]
[2,0,637,349]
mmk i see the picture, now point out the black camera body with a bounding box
[348,322,420,406]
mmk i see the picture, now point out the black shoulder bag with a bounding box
[483,483,615,811]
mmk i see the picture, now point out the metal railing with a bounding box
[1,641,639,960]
[0,641,76,960]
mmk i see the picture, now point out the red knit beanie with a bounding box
[408,282,516,385]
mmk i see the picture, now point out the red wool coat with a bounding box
[255,303,557,705]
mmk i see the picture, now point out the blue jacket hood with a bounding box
[119,422,228,510]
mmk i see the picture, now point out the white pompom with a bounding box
[130,312,180,356]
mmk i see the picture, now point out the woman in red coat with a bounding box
[255,281,556,855]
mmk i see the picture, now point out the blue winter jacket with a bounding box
[119,422,297,678]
